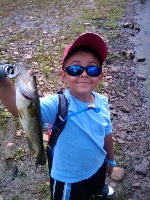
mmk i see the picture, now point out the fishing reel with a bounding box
[0,63,20,80]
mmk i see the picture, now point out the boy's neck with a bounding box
[71,92,95,103]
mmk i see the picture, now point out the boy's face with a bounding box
[60,51,104,101]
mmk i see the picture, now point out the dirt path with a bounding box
[0,0,149,200]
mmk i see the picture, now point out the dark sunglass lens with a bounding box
[87,66,101,77]
[66,66,83,76]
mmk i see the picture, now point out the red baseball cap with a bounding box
[62,32,107,69]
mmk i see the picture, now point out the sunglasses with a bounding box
[64,65,102,77]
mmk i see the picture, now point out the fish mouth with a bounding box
[21,88,37,100]
[22,93,34,100]
[20,86,36,100]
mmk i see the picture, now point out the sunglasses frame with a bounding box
[64,65,102,77]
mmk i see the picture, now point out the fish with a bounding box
[14,62,46,167]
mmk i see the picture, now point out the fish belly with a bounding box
[16,89,46,166]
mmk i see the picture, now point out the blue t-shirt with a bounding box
[40,89,112,183]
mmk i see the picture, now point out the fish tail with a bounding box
[36,150,47,167]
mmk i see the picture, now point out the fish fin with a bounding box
[26,138,34,151]
[27,102,37,117]
[36,150,47,167]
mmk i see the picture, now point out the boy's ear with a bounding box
[99,72,104,81]
[60,70,67,83]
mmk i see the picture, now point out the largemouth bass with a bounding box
[14,62,46,167]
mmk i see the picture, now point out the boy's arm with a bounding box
[0,78,18,117]
[104,133,114,160]
[104,133,115,176]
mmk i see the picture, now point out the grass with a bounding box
[14,145,24,158]
[114,141,122,152]
[7,32,23,42]
[110,6,123,19]
[37,182,51,199]
[95,81,104,93]
[116,85,124,92]
[81,0,125,31]
[11,195,24,200]
[41,65,51,78]
[0,0,129,91]
[0,109,12,129]
[116,192,129,200]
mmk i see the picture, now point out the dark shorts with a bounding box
[50,162,106,200]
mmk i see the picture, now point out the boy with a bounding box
[0,32,116,200]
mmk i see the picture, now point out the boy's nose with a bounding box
[80,70,88,77]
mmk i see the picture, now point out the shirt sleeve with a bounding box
[40,94,59,128]
[100,94,112,135]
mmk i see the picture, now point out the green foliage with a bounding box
[117,85,124,92]
[14,117,20,129]
[0,109,12,128]
[104,19,118,29]
[14,145,24,157]
[34,53,53,68]
[115,156,125,167]
[0,10,5,17]
[109,6,122,19]
[41,65,51,78]
[114,141,121,152]
[38,182,51,199]
[11,195,24,200]
[116,191,129,200]
[95,81,104,93]
[107,53,120,60]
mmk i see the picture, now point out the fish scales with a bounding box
[14,63,46,167]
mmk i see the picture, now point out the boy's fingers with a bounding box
[106,165,109,176]
[106,164,113,176]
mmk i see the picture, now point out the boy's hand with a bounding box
[106,163,114,177]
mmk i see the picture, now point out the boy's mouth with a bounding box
[77,81,90,84]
